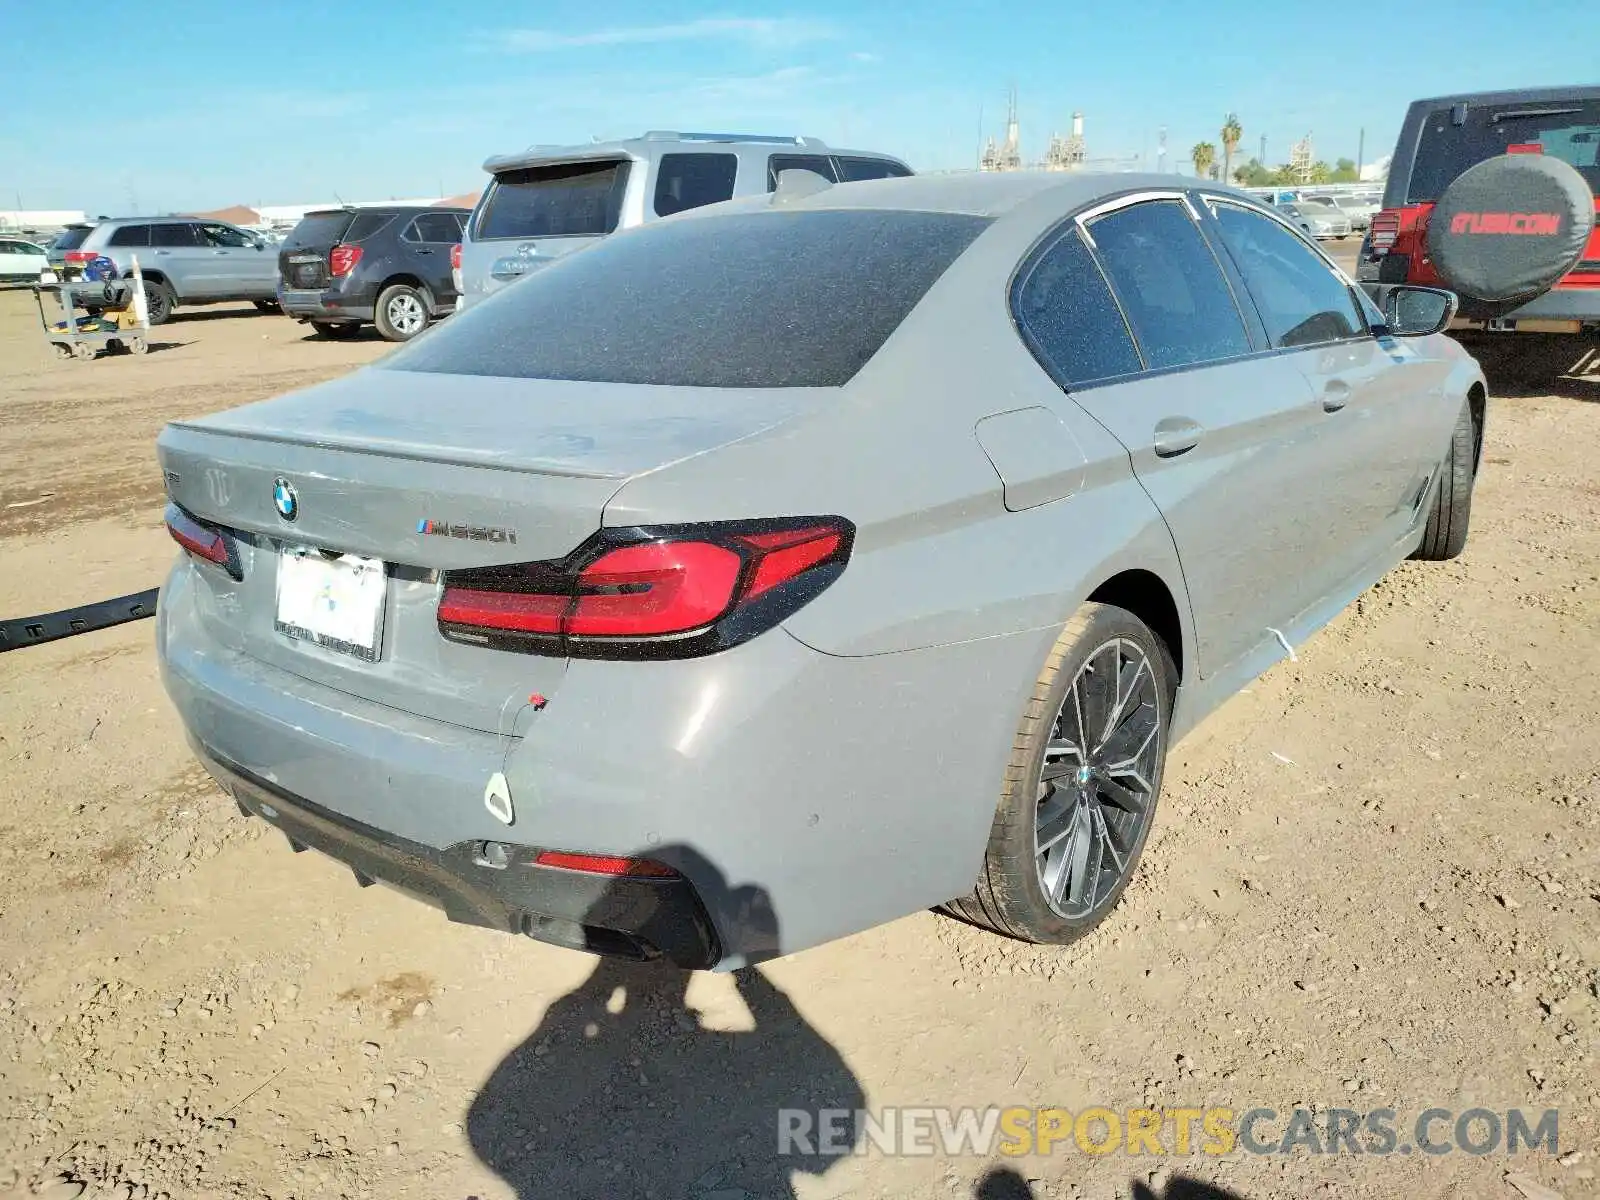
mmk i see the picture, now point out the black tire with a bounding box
[310,321,360,340]
[1411,402,1477,561]
[141,278,174,326]
[946,602,1176,945]
[374,283,430,342]
[253,299,280,314]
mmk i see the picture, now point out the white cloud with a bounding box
[851,51,881,63]
[496,17,838,52]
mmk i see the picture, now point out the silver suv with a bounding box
[456,131,912,310]
[48,217,280,324]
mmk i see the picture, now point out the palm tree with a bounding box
[1220,114,1243,184]
[1191,142,1216,180]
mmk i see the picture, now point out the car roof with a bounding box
[483,132,909,175]
[1404,84,1600,109]
[303,206,470,217]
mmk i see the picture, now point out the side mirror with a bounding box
[1383,285,1457,337]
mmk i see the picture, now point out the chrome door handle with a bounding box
[1322,379,1351,413]
[1152,417,1205,458]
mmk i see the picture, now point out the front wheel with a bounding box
[946,602,1175,945]
[374,284,429,342]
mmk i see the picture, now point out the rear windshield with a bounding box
[51,227,91,250]
[283,212,355,250]
[475,160,629,240]
[1408,100,1600,202]
[385,209,990,388]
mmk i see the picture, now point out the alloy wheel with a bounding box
[386,292,426,336]
[1034,637,1163,919]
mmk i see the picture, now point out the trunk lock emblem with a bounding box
[272,477,298,522]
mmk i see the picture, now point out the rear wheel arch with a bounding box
[1087,569,1186,684]
[380,273,430,300]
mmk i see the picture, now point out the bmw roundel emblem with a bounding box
[272,477,298,522]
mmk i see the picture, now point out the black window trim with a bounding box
[1011,187,1391,395]
[1196,192,1379,348]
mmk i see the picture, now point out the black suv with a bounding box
[277,205,469,341]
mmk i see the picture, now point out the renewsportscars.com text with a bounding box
[777,1106,1561,1158]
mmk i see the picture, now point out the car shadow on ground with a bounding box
[976,1167,1250,1200]
[466,845,863,1199]
[1459,334,1600,401]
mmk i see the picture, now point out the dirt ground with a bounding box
[0,281,1597,1200]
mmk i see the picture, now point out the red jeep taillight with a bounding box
[1369,209,1401,254]
[329,243,363,277]
[165,503,237,576]
[438,518,853,658]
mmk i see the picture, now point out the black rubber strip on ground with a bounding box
[0,588,160,654]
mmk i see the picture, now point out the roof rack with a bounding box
[641,130,818,146]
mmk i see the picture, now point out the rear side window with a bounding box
[1013,226,1142,386]
[106,225,150,248]
[1087,200,1250,370]
[654,153,738,216]
[346,213,395,242]
[767,154,838,190]
[836,157,912,182]
[284,212,355,249]
[52,228,91,251]
[1211,204,1366,348]
[476,161,629,239]
[385,209,990,388]
[1408,100,1600,202]
[150,223,201,248]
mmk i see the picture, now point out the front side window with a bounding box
[408,212,463,243]
[1211,203,1366,348]
[201,223,254,248]
[1087,200,1250,370]
[106,225,150,248]
[385,209,989,388]
[1013,225,1142,386]
[476,160,629,239]
[653,153,738,216]
[767,154,838,190]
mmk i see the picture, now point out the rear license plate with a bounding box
[274,548,386,661]
[291,266,320,286]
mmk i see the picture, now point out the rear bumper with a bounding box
[197,741,720,968]
[277,285,375,323]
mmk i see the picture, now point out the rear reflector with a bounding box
[164,503,233,573]
[438,518,854,658]
[533,850,678,878]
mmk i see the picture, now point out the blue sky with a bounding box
[3,0,1594,213]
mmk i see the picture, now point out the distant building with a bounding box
[0,209,85,237]
[1042,112,1087,172]
[980,89,1024,173]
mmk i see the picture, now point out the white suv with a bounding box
[455,131,912,310]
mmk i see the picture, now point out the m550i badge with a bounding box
[418,519,518,545]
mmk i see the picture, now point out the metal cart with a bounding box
[34,277,149,360]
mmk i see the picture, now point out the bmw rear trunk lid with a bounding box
[156,368,811,734]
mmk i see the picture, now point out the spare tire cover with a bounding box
[1427,153,1595,310]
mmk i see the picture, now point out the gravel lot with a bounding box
[0,281,1597,1200]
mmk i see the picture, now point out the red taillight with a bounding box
[1369,210,1400,254]
[533,850,678,878]
[64,249,97,263]
[438,518,853,657]
[329,243,362,277]
[450,243,462,270]
[164,503,231,571]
